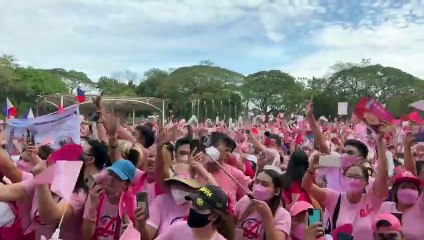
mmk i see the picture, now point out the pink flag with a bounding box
[33,161,83,201]
[119,224,140,240]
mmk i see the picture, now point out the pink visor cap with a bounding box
[372,213,402,232]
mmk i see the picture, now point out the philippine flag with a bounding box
[76,87,86,103]
[3,98,17,118]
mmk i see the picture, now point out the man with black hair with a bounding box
[81,139,110,170]
[174,137,191,164]
[204,132,249,207]
[134,125,155,149]
[344,139,369,160]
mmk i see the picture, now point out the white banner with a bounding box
[6,105,81,150]
[338,102,348,115]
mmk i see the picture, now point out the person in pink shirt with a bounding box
[372,213,404,240]
[289,201,327,240]
[379,170,424,240]
[302,134,389,240]
[203,133,249,207]
[282,150,311,208]
[289,201,314,240]
[235,166,291,240]
[82,159,136,240]
[0,141,108,240]
[151,184,232,240]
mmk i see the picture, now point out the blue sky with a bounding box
[1,0,424,81]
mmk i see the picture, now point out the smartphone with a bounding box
[190,139,203,154]
[86,175,95,189]
[338,233,353,240]
[415,131,424,142]
[26,130,35,146]
[136,192,149,219]
[319,155,341,168]
[307,208,321,226]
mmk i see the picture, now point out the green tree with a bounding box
[242,70,305,118]
[48,68,94,93]
[97,77,137,96]
[308,63,424,117]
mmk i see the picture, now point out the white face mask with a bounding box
[171,188,189,205]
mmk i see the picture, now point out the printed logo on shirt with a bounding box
[96,215,118,238]
[170,216,184,225]
[359,204,372,218]
[241,218,262,239]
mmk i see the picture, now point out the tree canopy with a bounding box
[1,54,423,119]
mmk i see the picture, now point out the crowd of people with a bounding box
[0,96,423,240]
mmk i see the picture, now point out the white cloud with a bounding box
[282,22,424,79]
[1,0,424,82]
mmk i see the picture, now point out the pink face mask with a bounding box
[397,189,419,205]
[16,160,33,172]
[340,154,359,170]
[252,184,273,201]
[344,178,365,193]
[291,224,305,240]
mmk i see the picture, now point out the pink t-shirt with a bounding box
[379,198,424,240]
[20,173,88,239]
[211,164,249,207]
[235,196,291,240]
[146,194,190,236]
[155,221,226,240]
[132,169,161,203]
[83,195,121,240]
[325,186,384,240]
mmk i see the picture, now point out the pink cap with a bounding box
[393,170,422,187]
[373,213,402,232]
[331,224,353,239]
[47,143,83,164]
[290,201,313,217]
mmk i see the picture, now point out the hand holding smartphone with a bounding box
[319,155,341,168]
[136,192,149,219]
[26,130,35,146]
[308,208,321,226]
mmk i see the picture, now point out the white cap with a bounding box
[205,146,220,162]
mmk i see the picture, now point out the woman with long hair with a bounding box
[282,150,310,209]
[235,166,291,240]
[302,134,389,239]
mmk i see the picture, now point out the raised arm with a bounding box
[372,134,389,198]
[155,127,177,191]
[301,154,327,205]
[305,102,330,154]
[404,134,417,175]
